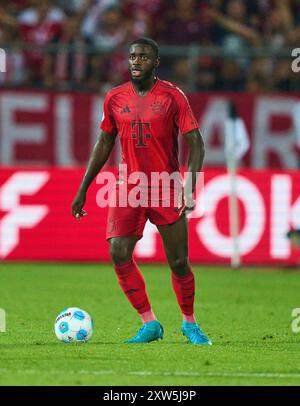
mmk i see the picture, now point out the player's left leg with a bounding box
[157,215,212,345]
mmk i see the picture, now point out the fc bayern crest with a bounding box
[150,101,164,115]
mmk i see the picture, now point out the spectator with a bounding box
[18,0,65,85]
[55,0,92,16]
[196,56,218,91]
[245,57,273,92]
[0,3,18,34]
[0,26,27,88]
[163,0,212,45]
[262,1,294,49]
[18,0,65,44]
[121,0,165,41]
[207,0,262,84]
[85,53,108,91]
[215,58,244,91]
[82,5,129,50]
[44,16,88,89]
[272,59,294,91]
[169,58,190,92]
[0,0,299,91]
[208,0,262,49]
[81,0,120,41]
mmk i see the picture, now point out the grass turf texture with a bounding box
[0,263,299,386]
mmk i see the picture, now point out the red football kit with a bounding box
[100,78,199,240]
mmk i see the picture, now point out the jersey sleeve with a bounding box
[174,89,199,135]
[100,93,117,135]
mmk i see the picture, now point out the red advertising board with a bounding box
[1,167,300,265]
[0,90,299,168]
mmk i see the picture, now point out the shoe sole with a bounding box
[182,331,212,345]
[125,328,164,344]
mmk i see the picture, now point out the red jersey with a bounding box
[100,78,199,185]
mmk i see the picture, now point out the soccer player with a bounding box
[72,37,211,345]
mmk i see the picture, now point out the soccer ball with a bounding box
[54,307,94,343]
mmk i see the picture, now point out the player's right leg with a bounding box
[106,181,163,343]
[109,236,163,343]
[109,235,153,319]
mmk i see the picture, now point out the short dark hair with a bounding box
[129,37,159,58]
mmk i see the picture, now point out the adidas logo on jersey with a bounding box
[121,105,131,113]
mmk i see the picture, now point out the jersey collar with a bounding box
[131,77,160,97]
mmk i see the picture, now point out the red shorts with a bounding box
[106,183,182,240]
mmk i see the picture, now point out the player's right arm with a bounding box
[71,130,117,220]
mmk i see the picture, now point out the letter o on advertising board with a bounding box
[196,175,265,257]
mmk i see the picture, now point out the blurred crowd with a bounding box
[1,0,300,92]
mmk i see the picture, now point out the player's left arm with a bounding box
[174,88,205,215]
[180,128,205,215]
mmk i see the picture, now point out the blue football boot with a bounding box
[125,320,164,343]
[181,320,212,345]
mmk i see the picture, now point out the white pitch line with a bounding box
[1,369,300,379]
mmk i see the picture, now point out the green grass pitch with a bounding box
[0,263,299,386]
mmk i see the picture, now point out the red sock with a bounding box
[171,270,196,323]
[114,259,155,321]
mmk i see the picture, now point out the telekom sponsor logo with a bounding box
[0,172,49,258]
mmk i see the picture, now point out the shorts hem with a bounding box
[106,233,143,241]
[149,213,182,227]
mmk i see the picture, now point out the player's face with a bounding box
[129,44,159,83]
